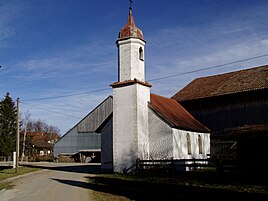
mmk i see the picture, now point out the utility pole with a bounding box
[16,98,20,173]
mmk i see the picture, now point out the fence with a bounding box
[135,158,237,174]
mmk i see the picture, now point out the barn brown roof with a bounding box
[150,93,210,133]
[212,124,268,139]
[172,65,268,101]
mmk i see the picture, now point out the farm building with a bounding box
[172,65,268,176]
[53,96,112,162]
[172,65,268,133]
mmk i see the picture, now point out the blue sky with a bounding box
[1,0,268,135]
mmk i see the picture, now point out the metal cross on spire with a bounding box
[129,0,133,10]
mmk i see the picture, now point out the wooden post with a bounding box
[193,158,196,172]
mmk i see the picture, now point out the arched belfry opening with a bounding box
[139,47,144,61]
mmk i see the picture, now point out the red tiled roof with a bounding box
[172,65,268,101]
[111,79,152,88]
[150,94,210,133]
[32,139,53,148]
[23,132,59,141]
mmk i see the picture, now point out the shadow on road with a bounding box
[20,163,268,201]
[51,178,90,189]
[20,163,101,174]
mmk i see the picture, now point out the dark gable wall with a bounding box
[178,89,268,133]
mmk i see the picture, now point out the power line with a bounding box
[19,53,268,120]
[148,53,268,82]
[22,53,268,102]
[21,101,82,119]
[23,88,110,102]
[21,102,85,113]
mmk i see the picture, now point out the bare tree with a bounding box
[21,111,30,161]
[25,118,60,135]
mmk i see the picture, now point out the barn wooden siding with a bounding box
[77,96,113,133]
[179,89,268,133]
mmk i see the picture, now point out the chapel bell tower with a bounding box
[111,3,151,173]
[117,7,145,82]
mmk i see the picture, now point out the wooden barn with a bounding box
[172,65,268,177]
[53,96,112,163]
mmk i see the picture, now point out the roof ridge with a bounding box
[195,64,268,80]
[172,65,268,101]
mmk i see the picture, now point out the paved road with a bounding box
[0,162,101,201]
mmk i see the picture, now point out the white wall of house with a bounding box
[148,108,173,159]
[148,107,210,161]
[172,129,210,159]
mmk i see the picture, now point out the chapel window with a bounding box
[139,47,144,61]
[187,133,191,155]
[198,135,203,154]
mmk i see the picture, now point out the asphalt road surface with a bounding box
[0,162,101,201]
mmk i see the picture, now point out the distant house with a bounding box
[53,96,112,162]
[22,131,59,161]
[172,65,268,176]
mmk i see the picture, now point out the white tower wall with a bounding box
[117,38,145,82]
[113,83,150,173]
[112,9,151,173]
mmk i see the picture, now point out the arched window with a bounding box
[186,133,191,155]
[198,135,203,154]
[139,47,144,61]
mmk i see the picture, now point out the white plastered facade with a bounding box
[117,38,145,82]
[148,108,210,160]
[113,83,150,173]
[111,11,210,173]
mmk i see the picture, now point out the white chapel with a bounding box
[54,4,210,173]
[100,6,210,173]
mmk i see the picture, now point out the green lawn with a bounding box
[0,167,40,190]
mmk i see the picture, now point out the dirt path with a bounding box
[0,163,100,201]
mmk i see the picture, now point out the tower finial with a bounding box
[129,0,133,10]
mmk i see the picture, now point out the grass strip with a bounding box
[0,167,40,190]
